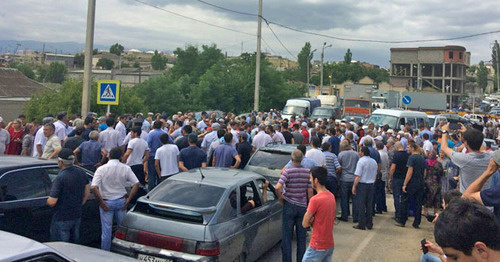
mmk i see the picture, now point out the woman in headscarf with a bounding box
[423,150,444,216]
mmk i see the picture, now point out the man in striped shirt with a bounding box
[275,149,314,262]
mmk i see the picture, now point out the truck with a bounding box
[343,84,377,118]
[373,90,448,111]
[316,95,338,106]
[281,98,321,120]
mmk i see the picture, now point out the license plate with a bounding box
[137,254,173,262]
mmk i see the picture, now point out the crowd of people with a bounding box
[0,109,499,261]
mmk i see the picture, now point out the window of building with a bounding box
[449,52,454,59]
[459,52,463,59]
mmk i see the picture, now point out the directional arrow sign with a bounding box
[402,95,412,105]
[97,80,120,105]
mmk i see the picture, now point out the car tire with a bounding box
[234,253,246,262]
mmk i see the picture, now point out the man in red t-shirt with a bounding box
[301,122,310,145]
[302,166,336,261]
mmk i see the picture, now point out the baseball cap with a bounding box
[0,116,3,123]
[493,150,500,165]
[387,129,394,133]
[301,122,307,127]
[211,123,221,129]
[375,136,383,141]
[58,148,75,161]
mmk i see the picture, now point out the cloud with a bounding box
[2,0,500,67]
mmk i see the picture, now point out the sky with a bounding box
[1,0,499,68]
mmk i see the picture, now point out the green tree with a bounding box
[297,42,312,83]
[477,61,489,90]
[344,49,352,64]
[96,58,114,70]
[110,43,124,68]
[170,44,224,84]
[74,53,84,68]
[45,62,66,83]
[10,63,35,79]
[151,50,166,70]
[93,49,98,55]
[133,74,187,113]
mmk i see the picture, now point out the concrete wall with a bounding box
[391,51,418,64]
[417,50,444,63]
[0,99,27,122]
[67,70,163,87]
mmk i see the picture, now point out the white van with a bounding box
[364,109,429,131]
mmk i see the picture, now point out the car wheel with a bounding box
[234,253,246,262]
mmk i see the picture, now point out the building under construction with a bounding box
[390,45,470,108]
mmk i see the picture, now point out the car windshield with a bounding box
[345,100,370,108]
[248,150,291,170]
[312,108,333,116]
[282,105,306,115]
[149,180,225,208]
[365,114,398,129]
[428,117,435,127]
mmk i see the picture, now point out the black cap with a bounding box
[58,148,75,161]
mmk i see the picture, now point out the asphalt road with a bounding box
[258,194,436,262]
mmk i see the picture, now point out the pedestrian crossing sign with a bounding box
[97,80,120,105]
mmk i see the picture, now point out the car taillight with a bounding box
[137,231,183,251]
[114,226,127,240]
[195,241,220,256]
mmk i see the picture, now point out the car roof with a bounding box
[0,230,70,261]
[371,109,428,118]
[168,168,264,188]
[0,156,57,172]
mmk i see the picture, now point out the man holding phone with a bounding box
[440,123,492,193]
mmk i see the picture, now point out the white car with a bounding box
[0,230,137,262]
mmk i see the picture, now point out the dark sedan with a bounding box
[0,156,146,246]
[112,168,282,262]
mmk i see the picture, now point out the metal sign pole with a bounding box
[107,104,110,114]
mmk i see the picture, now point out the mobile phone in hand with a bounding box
[421,239,428,254]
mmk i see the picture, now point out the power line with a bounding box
[265,21,297,60]
[194,0,500,44]
[132,0,255,37]
[261,37,280,56]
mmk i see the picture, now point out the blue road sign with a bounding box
[402,95,412,105]
[97,80,120,105]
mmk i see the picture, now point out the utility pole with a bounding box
[320,42,332,96]
[306,49,317,93]
[81,0,96,116]
[253,0,262,111]
[495,40,500,93]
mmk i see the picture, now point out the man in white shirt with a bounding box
[305,137,326,167]
[422,133,433,157]
[115,115,128,142]
[91,147,140,250]
[99,118,122,155]
[122,127,149,186]
[155,133,180,181]
[359,129,375,148]
[201,123,220,151]
[252,124,273,150]
[32,117,53,157]
[41,123,62,159]
[54,112,68,143]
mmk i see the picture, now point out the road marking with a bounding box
[347,214,391,262]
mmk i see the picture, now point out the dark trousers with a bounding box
[399,186,424,227]
[340,181,358,221]
[374,180,387,212]
[392,179,404,220]
[281,201,307,262]
[356,182,374,229]
[130,164,145,186]
[147,157,159,191]
[325,176,338,196]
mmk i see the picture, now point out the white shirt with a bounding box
[122,130,148,145]
[252,131,273,150]
[155,144,179,177]
[359,135,375,147]
[115,121,127,142]
[53,120,67,142]
[0,129,9,155]
[32,127,46,157]
[98,127,122,154]
[230,129,239,147]
[272,132,286,144]
[126,138,149,166]
[91,159,139,200]
[305,148,326,167]
[201,130,218,150]
[378,149,389,182]
[423,140,433,155]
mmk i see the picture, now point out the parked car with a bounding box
[310,106,342,121]
[0,230,137,262]
[194,110,224,121]
[0,156,146,246]
[112,168,282,262]
[484,138,499,151]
